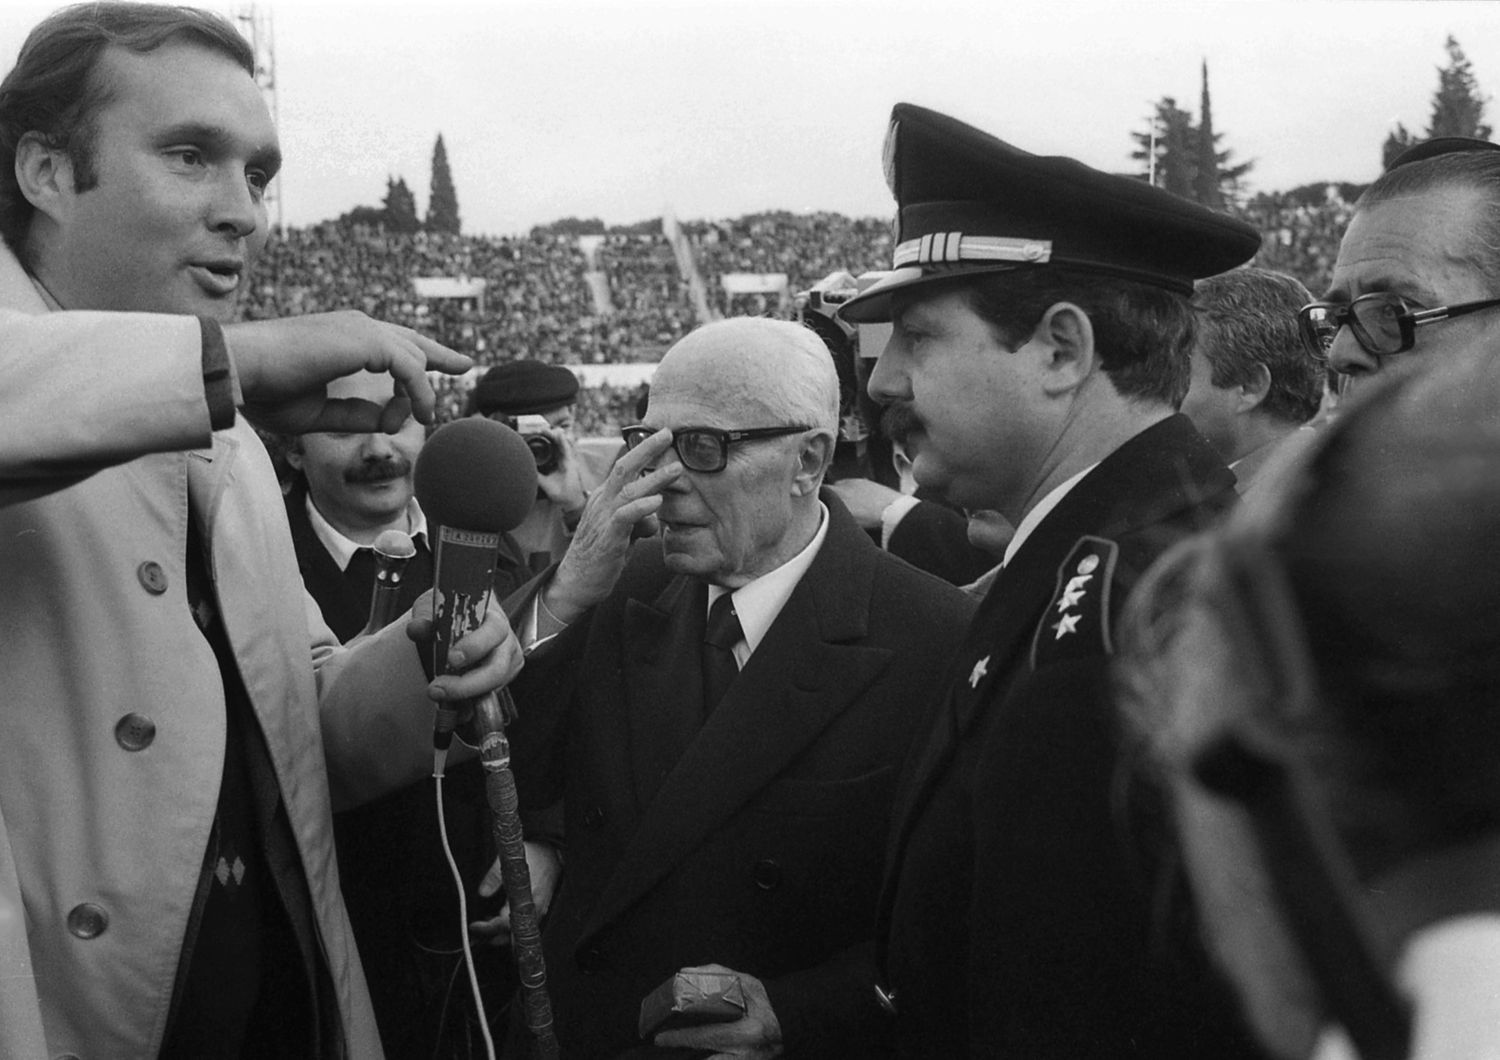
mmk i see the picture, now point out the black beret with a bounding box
[839,103,1262,323]
[467,360,579,417]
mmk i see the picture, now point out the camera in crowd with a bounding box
[510,414,560,475]
[795,269,896,486]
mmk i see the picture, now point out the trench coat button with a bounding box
[66,903,108,939]
[752,858,782,890]
[136,561,168,595]
[115,713,156,751]
[875,983,899,1015]
[577,946,604,974]
[582,806,606,829]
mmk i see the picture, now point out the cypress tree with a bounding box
[1193,62,1223,209]
[426,133,462,235]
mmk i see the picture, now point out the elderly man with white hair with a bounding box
[495,315,973,1059]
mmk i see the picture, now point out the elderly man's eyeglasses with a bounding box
[1297,292,1500,359]
[620,424,811,473]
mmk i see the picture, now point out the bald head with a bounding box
[652,317,840,436]
[642,317,841,586]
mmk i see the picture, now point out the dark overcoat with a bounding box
[505,494,975,1058]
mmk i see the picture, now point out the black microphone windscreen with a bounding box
[414,418,538,532]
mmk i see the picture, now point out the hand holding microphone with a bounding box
[409,418,538,750]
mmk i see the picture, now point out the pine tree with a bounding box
[426,133,461,235]
[1131,71,1251,209]
[1131,97,1197,200]
[382,176,420,234]
[1428,36,1492,141]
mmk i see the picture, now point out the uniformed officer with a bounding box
[837,103,1269,1057]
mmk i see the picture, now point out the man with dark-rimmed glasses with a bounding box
[494,315,974,1058]
[1299,138,1500,395]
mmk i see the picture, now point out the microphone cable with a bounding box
[433,764,499,1060]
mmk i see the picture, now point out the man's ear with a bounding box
[14,132,72,222]
[283,438,306,472]
[1236,362,1273,414]
[1032,302,1097,397]
[793,430,836,496]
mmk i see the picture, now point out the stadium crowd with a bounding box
[231,196,1353,437]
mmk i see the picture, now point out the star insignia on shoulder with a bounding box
[969,655,991,688]
[1030,536,1120,671]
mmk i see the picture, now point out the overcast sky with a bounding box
[4,0,1500,236]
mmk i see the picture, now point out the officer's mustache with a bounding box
[881,402,922,444]
[344,457,411,484]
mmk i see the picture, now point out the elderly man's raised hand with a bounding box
[544,427,680,623]
[224,310,471,435]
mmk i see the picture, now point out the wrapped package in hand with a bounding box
[638,969,747,1038]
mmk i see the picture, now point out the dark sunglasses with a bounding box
[1296,291,1500,359]
[620,424,811,473]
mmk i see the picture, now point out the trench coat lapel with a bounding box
[581,510,894,945]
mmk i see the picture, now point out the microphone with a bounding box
[361,528,417,637]
[413,417,538,755]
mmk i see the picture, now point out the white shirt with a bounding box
[1000,463,1099,569]
[304,494,428,571]
[706,502,829,668]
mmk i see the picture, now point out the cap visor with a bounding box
[837,263,1029,324]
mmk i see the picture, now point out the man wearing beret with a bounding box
[838,103,1267,1057]
[469,359,613,571]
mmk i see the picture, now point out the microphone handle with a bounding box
[430,525,503,750]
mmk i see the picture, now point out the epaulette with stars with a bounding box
[1030,535,1118,671]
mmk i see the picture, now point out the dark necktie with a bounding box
[702,592,743,715]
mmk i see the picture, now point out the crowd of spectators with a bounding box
[1238,186,1358,296]
[685,211,894,316]
[237,196,1352,435]
[594,233,700,352]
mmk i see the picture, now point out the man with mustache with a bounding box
[837,104,1267,1056]
[825,401,999,586]
[283,370,439,641]
[282,370,545,1058]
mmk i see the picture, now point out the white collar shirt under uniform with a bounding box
[1000,463,1099,569]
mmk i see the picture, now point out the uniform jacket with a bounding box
[878,414,1264,1058]
[0,242,437,1058]
[504,495,974,1058]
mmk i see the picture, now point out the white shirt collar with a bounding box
[1000,463,1098,569]
[304,493,428,571]
[706,502,829,666]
